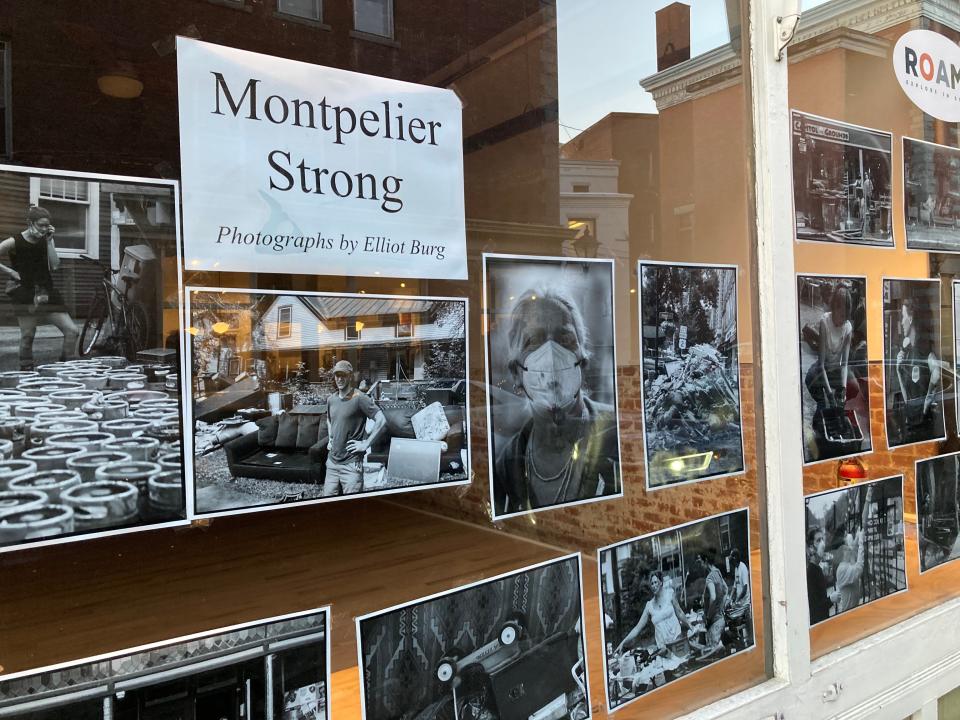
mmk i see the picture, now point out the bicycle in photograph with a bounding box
[77,255,149,360]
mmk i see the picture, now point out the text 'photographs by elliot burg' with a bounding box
[805,476,906,626]
[882,278,944,449]
[916,452,960,573]
[187,287,469,518]
[638,261,745,489]
[0,607,330,719]
[791,111,894,247]
[797,275,872,465]
[599,508,754,712]
[357,554,590,720]
[0,164,187,552]
[483,254,622,519]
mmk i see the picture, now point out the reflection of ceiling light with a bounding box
[355,321,365,333]
[187,326,199,336]
[97,62,143,99]
[400,282,406,288]
[212,321,230,334]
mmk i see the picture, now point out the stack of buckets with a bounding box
[0,357,182,545]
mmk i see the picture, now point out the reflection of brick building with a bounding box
[0,0,566,367]
[0,612,327,719]
[0,1,559,226]
[561,112,660,364]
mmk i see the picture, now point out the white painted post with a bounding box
[745,0,812,684]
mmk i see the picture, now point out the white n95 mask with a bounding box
[520,340,582,412]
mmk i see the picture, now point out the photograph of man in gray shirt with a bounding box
[324,360,387,496]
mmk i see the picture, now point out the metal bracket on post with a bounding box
[775,10,801,61]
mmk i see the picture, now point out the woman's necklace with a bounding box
[525,429,585,504]
[526,442,573,482]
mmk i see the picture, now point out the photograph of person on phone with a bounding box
[0,204,78,370]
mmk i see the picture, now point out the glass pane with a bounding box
[36,198,86,251]
[789,0,960,658]
[354,0,391,37]
[0,2,769,720]
[277,0,321,21]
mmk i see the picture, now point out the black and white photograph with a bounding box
[638,261,744,488]
[791,110,893,247]
[797,275,872,465]
[483,254,621,519]
[916,452,960,573]
[953,281,960,434]
[805,476,907,626]
[598,508,753,712]
[0,165,186,552]
[357,554,589,720]
[0,607,329,719]
[882,278,944,449]
[187,287,469,517]
[903,137,960,252]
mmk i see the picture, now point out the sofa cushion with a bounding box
[296,414,322,449]
[257,415,279,445]
[275,413,300,449]
[382,406,417,438]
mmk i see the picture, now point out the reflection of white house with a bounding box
[559,159,633,363]
[255,295,463,382]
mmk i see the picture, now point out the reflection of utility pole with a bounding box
[653,268,661,377]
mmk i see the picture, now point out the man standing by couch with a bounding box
[323,360,387,497]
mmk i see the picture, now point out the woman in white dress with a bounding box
[614,571,692,657]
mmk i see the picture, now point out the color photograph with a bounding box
[639,261,744,488]
[882,278,944,449]
[599,509,754,712]
[903,137,960,252]
[0,608,329,719]
[483,254,621,519]
[0,165,185,551]
[357,554,589,720]
[187,287,469,517]
[805,476,906,626]
[797,275,871,464]
[916,452,960,573]
[791,111,893,247]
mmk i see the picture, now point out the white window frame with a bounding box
[277,305,292,339]
[688,2,960,719]
[28,177,99,259]
[353,0,394,39]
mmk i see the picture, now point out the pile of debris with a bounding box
[645,344,740,441]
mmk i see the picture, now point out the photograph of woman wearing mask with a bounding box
[639,261,744,488]
[483,254,621,519]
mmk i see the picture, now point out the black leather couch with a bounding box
[223,412,328,484]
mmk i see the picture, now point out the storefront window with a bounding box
[789,1,960,660]
[3,1,960,719]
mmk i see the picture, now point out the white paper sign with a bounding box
[893,30,960,122]
[177,38,467,279]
